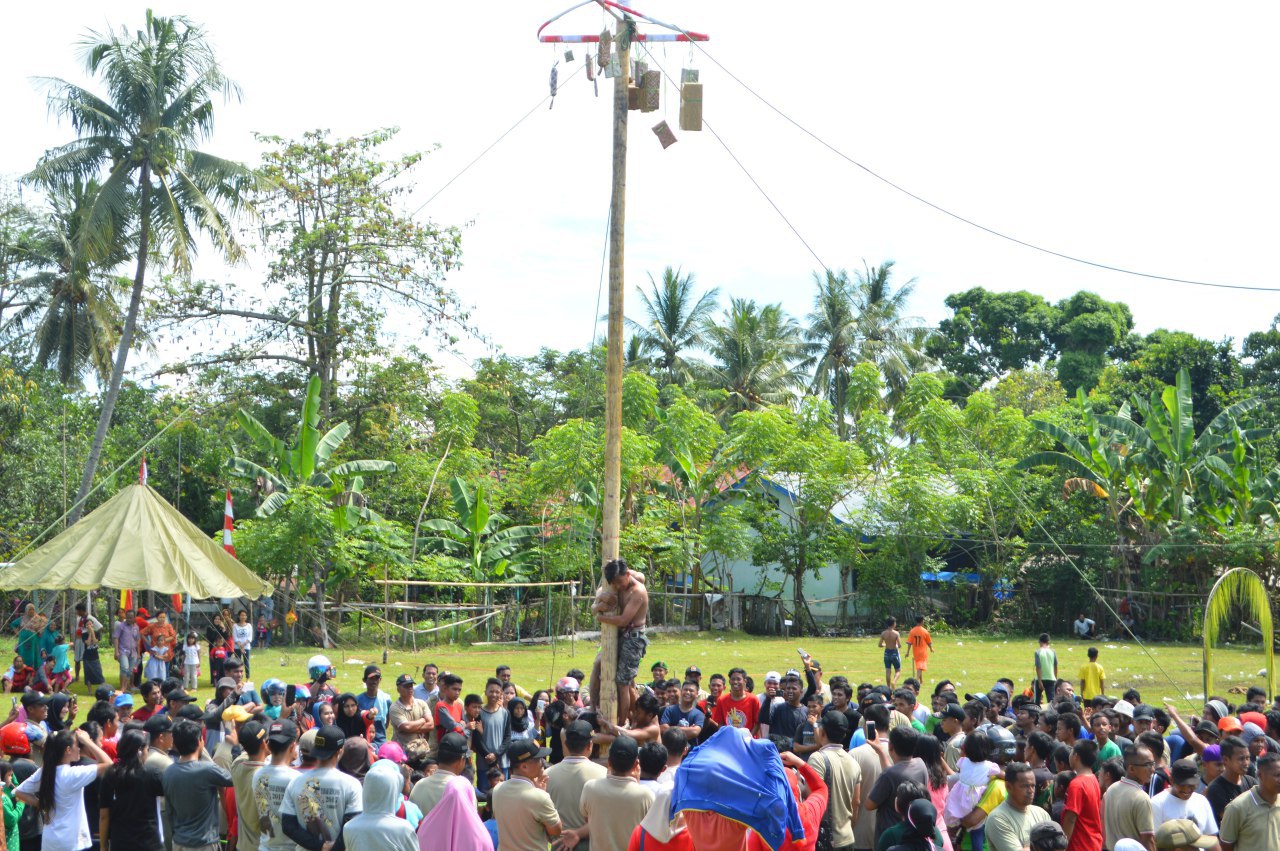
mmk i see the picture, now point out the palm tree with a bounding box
[702,298,802,416]
[3,181,129,385]
[626,266,718,386]
[852,261,933,407]
[803,269,859,439]
[29,10,254,522]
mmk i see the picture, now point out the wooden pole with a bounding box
[598,16,632,727]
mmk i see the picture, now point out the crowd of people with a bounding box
[0,590,1278,851]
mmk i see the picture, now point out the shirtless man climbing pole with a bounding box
[593,558,650,726]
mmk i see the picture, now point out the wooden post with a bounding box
[598,16,633,728]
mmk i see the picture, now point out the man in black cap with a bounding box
[574,736,654,851]
[409,731,473,818]
[232,720,269,851]
[356,664,391,749]
[141,714,175,851]
[163,687,196,718]
[281,724,362,851]
[388,673,432,749]
[493,738,561,851]
[940,703,968,770]
[809,710,861,851]
[18,692,50,767]
[162,719,235,851]
[545,720,605,850]
[257,719,301,851]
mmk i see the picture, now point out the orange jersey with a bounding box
[907,625,932,660]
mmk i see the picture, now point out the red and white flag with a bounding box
[139,454,148,485]
[223,488,236,557]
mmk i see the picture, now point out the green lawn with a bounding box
[71,631,1273,708]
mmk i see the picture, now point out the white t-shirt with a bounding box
[233,623,254,651]
[280,766,363,842]
[254,763,301,851]
[184,644,202,666]
[16,763,99,851]
[1073,617,1096,636]
[1152,788,1219,835]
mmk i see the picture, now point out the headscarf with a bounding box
[334,693,365,740]
[338,737,372,779]
[416,776,491,851]
[904,799,939,849]
[46,694,72,733]
[508,697,530,733]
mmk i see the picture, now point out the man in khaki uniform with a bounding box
[809,711,861,851]
[493,738,562,851]
[545,721,606,850]
[409,732,474,817]
[387,673,433,748]
[851,704,888,851]
[1220,752,1280,851]
[571,736,655,851]
[1104,745,1157,851]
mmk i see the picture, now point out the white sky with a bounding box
[3,2,1279,379]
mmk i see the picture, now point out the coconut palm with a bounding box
[852,261,933,407]
[803,269,859,438]
[3,181,130,385]
[29,10,254,522]
[702,298,802,417]
[626,266,718,386]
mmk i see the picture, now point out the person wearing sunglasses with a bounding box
[355,664,391,748]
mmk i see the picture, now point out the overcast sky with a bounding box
[4,2,1278,379]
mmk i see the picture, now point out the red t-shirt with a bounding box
[1064,771,1103,851]
[436,700,465,745]
[711,693,760,735]
[628,825,695,851]
[132,706,155,722]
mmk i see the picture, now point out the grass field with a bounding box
[64,631,1274,710]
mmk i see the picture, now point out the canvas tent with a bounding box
[0,483,273,599]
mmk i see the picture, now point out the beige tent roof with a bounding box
[0,484,273,599]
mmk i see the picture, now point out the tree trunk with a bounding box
[313,564,333,648]
[69,164,152,524]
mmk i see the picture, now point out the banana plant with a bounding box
[417,478,541,581]
[228,374,397,517]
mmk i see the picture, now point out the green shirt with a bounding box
[875,819,947,851]
[1096,738,1122,766]
[1034,647,1057,681]
[2,787,23,851]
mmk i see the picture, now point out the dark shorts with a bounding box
[617,629,649,684]
[883,648,901,670]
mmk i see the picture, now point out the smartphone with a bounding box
[866,720,877,738]
[285,684,297,707]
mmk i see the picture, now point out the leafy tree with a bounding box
[927,288,1059,394]
[31,10,254,522]
[851,261,933,406]
[803,269,860,438]
[627,266,717,386]
[1049,291,1133,394]
[160,129,463,419]
[418,478,540,581]
[228,375,397,645]
[1103,329,1241,430]
[702,298,802,417]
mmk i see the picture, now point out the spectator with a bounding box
[408,732,473,818]
[253,719,301,851]
[340,759,416,851]
[1217,751,1280,851]
[1205,736,1256,825]
[354,666,392,749]
[387,674,432,749]
[98,729,163,851]
[14,729,110,851]
[545,720,606,848]
[986,763,1050,851]
[281,724,363,851]
[161,719,233,851]
[1103,745,1157,851]
[1152,759,1217,839]
[492,739,561,851]
[866,724,928,841]
[810,710,862,851]
[576,736,655,851]
[1062,739,1103,851]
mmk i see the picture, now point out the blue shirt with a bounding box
[50,644,70,673]
[355,690,392,747]
[661,704,706,731]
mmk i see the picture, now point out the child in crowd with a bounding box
[47,634,71,692]
[183,632,202,691]
[256,615,271,649]
[943,729,1001,830]
[0,760,20,851]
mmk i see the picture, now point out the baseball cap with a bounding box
[239,721,267,749]
[1194,720,1220,739]
[509,738,551,765]
[298,728,318,756]
[1132,704,1156,721]
[166,688,195,703]
[177,704,205,721]
[785,669,802,679]
[377,742,407,764]
[20,692,50,708]
[363,664,382,681]
[395,674,415,688]
[114,694,135,708]
[1114,840,1146,851]
[991,682,1012,696]
[311,724,346,759]
[765,671,781,684]
[1029,821,1067,850]
[940,704,966,722]
[1218,715,1243,733]
[1154,819,1216,849]
[1113,699,1135,717]
[267,719,298,744]
[142,714,174,736]
[565,720,595,748]
[650,660,666,671]
[222,705,253,724]
[965,693,992,708]
[685,666,702,675]
[216,677,237,692]
[438,731,470,761]
[555,677,580,693]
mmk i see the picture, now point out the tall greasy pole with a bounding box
[598,15,632,727]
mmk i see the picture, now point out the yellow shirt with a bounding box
[1078,661,1105,700]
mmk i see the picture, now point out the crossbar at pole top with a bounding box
[537,0,709,42]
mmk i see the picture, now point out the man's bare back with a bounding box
[880,628,900,649]
[616,574,649,630]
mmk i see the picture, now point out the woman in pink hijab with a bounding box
[417,778,491,851]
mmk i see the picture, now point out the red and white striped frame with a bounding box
[538,0,708,43]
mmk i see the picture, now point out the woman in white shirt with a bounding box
[232,609,254,678]
[15,727,112,850]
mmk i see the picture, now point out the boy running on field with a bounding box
[879,617,902,689]
[906,616,934,684]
